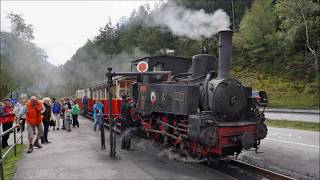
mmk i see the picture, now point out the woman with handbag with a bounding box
[41,97,52,144]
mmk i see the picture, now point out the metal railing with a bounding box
[0,124,23,180]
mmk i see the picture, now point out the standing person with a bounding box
[60,98,66,130]
[14,95,28,132]
[61,97,71,130]
[18,96,44,153]
[82,94,88,115]
[51,98,61,130]
[71,100,80,127]
[93,100,104,131]
[63,103,72,132]
[120,95,134,150]
[120,95,133,131]
[41,97,51,144]
[0,99,15,148]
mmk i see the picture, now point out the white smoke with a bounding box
[148,3,231,39]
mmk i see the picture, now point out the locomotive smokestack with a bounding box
[217,30,232,79]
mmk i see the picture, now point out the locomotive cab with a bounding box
[131,56,192,84]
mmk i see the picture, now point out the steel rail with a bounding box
[226,159,295,180]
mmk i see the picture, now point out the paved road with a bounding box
[265,111,319,122]
[13,117,230,180]
[266,108,319,114]
[264,108,320,122]
[239,127,320,179]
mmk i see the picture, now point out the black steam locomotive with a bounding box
[119,30,269,159]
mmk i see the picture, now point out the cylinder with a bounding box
[217,30,233,79]
[191,54,217,79]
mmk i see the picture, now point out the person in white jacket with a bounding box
[13,95,28,132]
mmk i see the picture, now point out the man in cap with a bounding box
[18,96,45,153]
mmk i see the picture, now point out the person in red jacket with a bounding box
[18,96,44,153]
[0,98,15,148]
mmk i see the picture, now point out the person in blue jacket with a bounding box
[51,98,61,130]
[93,100,104,131]
[82,95,88,115]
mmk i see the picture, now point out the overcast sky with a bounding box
[1,1,159,66]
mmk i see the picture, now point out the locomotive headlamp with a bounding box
[250,90,268,107]
[258,91,268,107]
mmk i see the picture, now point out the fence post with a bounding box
[0,130,4,180]
[20,128,23,145]
[13,129,16,156]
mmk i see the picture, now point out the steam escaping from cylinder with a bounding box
[148,3,230,40]
[217,30,233,79]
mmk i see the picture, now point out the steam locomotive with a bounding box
[76,30,268,159]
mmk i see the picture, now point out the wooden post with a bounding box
[13,129,16,156]
[0,128,4,180]
[107,68,116,158]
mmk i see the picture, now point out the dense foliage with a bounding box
[0,13,55,98]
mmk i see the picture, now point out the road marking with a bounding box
[265,138,320,148]
[278,133,302,140]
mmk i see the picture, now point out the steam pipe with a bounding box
[203,73,212,110]
[109,71,172,76]
[217,30,233,79]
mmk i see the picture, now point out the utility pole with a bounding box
[106,68,116,158]
[231,0,236,32]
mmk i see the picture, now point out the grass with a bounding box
[2,144,25,180]
[232,69,319,108]
[266,119,320,131]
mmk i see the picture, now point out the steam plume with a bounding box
[148,3,231,39]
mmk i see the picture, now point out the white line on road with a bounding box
[265,138,320,148]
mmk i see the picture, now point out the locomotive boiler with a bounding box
[131,30,268,158]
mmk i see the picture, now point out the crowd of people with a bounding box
[0,96,80,153]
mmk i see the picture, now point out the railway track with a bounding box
[204,158,295,180]
[224,159,294,180]
[83,114,295,180]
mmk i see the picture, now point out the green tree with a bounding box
[275,0,320,72]
[7,12,34,42]
[0,13,53,98]
[233,0,279,71]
